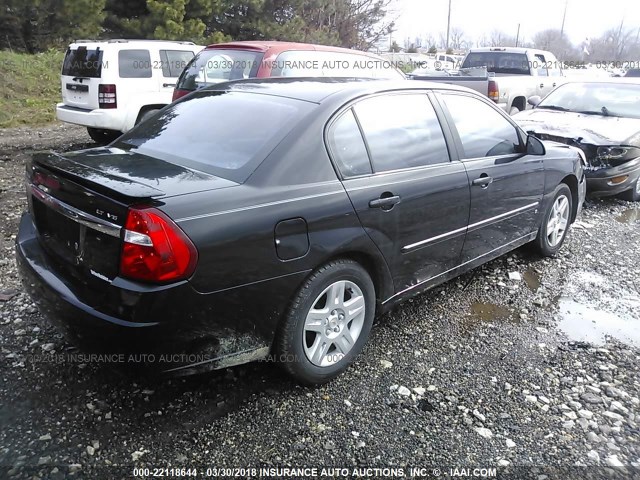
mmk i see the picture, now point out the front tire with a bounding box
[535,183,573,256]
[509,106,521,115]
[619,177,640,202]
[87,127,121,145]
[277,259,375,385]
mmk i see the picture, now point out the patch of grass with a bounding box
[0,49,64,128]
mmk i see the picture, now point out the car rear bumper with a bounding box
[585,159,640,197]
[56,104,125,132]
[16,213,304,375]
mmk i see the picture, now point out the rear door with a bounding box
[436,92,545,263]
[327,92,470,293]
[61,45,105,110]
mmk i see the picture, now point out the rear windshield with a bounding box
[113,90,314,182]
[462,52,529,75]
[176,49,264,92]
[62,47,104,78]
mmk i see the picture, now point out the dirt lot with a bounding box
[0,124,639,479]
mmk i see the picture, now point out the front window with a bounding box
[160,50,195,78]
[537,82,640,119]
[441,94,521,159]
[113,91,314,182]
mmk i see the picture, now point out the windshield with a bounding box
[113,90,314,183]
[538,82,640,119]
[62,47,104,78]
[462,52,529,75]
[175,49,264,91]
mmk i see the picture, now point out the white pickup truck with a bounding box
[412,47,565,115]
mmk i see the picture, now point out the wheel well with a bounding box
[561,175,580,222]
[323,252,390,309]
[512,96,526,112]
[135,104,165,124]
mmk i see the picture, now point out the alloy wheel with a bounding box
[546,195,570,247]
[303,280,366,367]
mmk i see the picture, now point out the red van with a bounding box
[172,40,404,100]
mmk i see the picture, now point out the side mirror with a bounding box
[526,134,545,156]
[528,95,542,107]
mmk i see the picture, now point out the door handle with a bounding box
[472,176,493,187]
[162,83,176,88]
[369,194,401,210]
[539,83,545,88]
[552,82,557,87]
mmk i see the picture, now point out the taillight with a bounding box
[120,207,198,283]
[172,89,189,101]
[98,84,117,109]
[488,80,499,103]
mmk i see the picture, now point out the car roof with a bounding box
[469,47,547,55]
[69,39,202,49]
[203,40,383,57]
[556,78,640,86]
[203,77,478,104]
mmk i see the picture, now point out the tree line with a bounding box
[0,0,394,53]
[403,25,640,63]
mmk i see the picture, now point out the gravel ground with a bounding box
[0,123,639,479]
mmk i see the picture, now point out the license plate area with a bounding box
[66,83,89,92]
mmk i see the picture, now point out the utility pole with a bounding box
[515,24,520,47]
[446,0,452,51]
[560,0,568,37]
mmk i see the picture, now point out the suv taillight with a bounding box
[98,84,117,109]
[120,207,198,283]
[488,80,499,103]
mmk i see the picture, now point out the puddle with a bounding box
[522,269,541,292]
[557,298,639,346]
[466,302,513,329]
[616,208,640,224]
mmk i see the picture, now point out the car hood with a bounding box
[34,147,239,200]
[514,109,640,147]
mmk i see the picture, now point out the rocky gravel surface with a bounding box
[0,123,639,479]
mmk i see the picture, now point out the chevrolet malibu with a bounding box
[16,79,585,385]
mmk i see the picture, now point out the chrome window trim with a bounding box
[29,183,122,238]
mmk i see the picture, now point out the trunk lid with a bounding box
[28,149,237,282]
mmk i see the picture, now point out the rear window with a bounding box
[176,49,263,92]
[62,47,104,78]
[269,50,404,79]
[462,52,529,75]
[118,50,152,78]
[113,91,314,182]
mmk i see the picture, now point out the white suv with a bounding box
[56,39,203,144]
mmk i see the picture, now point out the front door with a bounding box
[437,92,545,264]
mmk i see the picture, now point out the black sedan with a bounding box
[16,79,585,385]
[515,80,640,201]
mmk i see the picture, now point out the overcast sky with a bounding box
[392,0,640,46]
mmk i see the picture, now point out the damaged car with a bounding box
[16,79,585,385]
[515,79,640,201]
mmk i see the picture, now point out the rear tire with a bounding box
[87,127,121,145]
[618,177,640,202]
[535,183,573,257]
[277,259,375,385]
